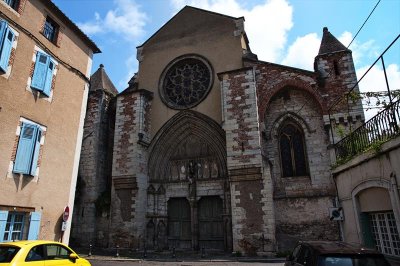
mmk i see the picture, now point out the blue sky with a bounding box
[53,0,399,116]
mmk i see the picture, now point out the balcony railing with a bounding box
[335,100,400,162]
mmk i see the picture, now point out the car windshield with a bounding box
[0,246,20,263]
[318,254,390,266]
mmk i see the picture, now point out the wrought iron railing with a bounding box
[335,99,400,162]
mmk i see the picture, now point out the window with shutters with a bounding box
[0,210,42,242]
[13,121,45,176]
[43,16,59,43]
[0,20,16,75]
[279,121,308,177]
[30,50,56,97]
[3,212,24,241]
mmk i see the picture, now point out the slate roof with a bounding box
[318,27,349,55]
[90,64,118,95]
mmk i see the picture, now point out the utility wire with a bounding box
[0,11,91,84]
[347,0,381,49]
[327,0,386,114]
[324,0,381,81]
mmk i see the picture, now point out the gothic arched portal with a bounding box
[147,111,232,251]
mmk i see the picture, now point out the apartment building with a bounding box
[0,0,100,243]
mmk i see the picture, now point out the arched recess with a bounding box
[148,110,227,181]
[268,111,313,141]
[351,178,400,249]
[259,83,325,122]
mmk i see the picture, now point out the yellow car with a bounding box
[0,240,91,266]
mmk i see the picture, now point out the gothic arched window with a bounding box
[279,122,308,177]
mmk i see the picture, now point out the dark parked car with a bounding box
[285,241,391,266]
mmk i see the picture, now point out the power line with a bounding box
[323,0,381,88]
[347,0,381,49]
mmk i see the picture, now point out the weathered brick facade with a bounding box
[71,65,117,247]
[74,8,364,253]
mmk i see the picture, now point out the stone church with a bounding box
[71,6,364,253]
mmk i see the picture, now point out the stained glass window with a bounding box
[160,56,212,109]
[279,122,308,177]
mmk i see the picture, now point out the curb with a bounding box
[81,255,287,263]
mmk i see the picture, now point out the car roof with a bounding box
[0,240,66,248]
[299,241,381,255]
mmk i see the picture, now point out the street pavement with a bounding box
[76,248,286,266]
[88,259,285,266]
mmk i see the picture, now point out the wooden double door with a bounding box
[168,196,225,250]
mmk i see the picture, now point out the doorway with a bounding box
[198,196,224,250]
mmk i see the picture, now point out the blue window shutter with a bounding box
[13,123,37,174]
[42,60,54,97]
[0,211,8,243]
[0,25,14,72]
[29,128,41,176]
[31,52,49,92]
[0,20,6,46]
[27,212,41,240]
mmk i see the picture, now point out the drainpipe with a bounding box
[332,174,344,241]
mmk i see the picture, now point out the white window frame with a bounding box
[26,46,58,102]
[370,211,400,257]
[7,117,46,180]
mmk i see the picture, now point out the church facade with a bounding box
[71,6,364,253]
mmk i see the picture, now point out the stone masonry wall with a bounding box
[253,62,342,251]
[110,89,152,248]
[315,51,365,144]
[71,90,102,246]
[220,67,275,254]
[71,90,115,247]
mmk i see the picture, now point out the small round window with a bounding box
[159,55,213,109]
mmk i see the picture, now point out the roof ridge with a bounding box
[137,5,243,48]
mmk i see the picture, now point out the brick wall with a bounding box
[110,89,152,248]
[254,62,339,251]
[71,90,116,247]
[221,68,275,254]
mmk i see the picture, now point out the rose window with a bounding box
[160,56,213,109]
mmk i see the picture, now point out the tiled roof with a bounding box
[318,27,349,55]
[90,64,118,95]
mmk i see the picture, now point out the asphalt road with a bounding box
[89,260,285,266]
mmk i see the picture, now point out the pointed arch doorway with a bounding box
[148,111,232,251]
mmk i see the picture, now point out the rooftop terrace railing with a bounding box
[331,34,399,164]
[335,100,400,162]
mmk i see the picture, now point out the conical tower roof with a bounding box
[318,27,349,55]
[90,64,118,95]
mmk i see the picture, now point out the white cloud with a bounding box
[280,29,380,71]
[77,12,102,35]
[357,64,400,94]
[338,32,378,68]
[356,64,400,120]
[77,0,147,40]
[281,33,320,70]
[170,0,293,62]
[118,52,138,89]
